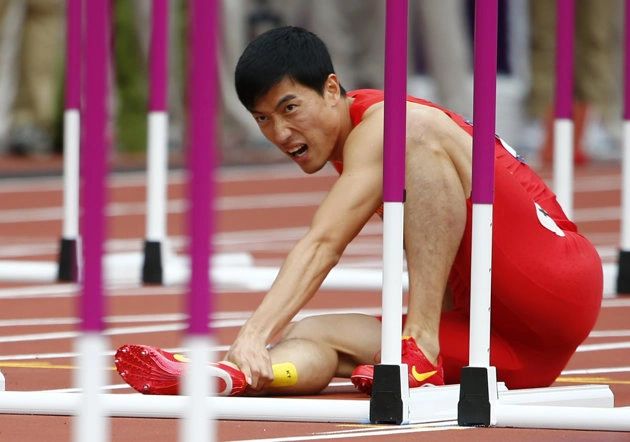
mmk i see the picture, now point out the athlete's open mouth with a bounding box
[288,144,308,158]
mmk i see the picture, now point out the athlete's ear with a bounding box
[324,74,342,103]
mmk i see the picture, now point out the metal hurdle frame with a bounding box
[0,0,623,435]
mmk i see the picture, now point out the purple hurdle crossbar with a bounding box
[618,0,630,294]
[457,0,498,427]
[81,0,109,334]
[552,0,575,218]
[76,1,110,441]
[149,0,168,113]
[142,0,170,284]
[57,0,82,282]
[555,0,574,120]
[187,0,217,338]
[370,0,409,425]
[65,0,81,110]
[180,0,218,440]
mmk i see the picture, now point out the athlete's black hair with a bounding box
[235,26,345,110]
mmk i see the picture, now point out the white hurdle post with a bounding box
[179,1,218,441]
[552,0,575,219]
[143,0,170,284]
[57,0,82,282]
[457,0,499,427]
[73,0,111,441]
[618,0,630,295]
[369,0,410,425]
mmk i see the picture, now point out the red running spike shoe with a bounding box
[115,344,247,396]
[350,336,444,395]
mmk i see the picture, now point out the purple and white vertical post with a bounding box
[553,0,575,219]
[380,0,408,369]
[458,0,498,428]
[142,0,170,284]
[467,0,499,370]
[180,0,218,441]
[73,0,110,441]
[370,0,409,426]
[58,0,82,282]
[617,0,630,294]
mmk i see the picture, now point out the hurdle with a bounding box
[0,0,620,436]
[57,0,81,282]
[0,0,250,287]
[618,0,630,295]
[142,0,170,284]
[456,0,630,431]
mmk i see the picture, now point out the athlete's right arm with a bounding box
[226,111,386,390]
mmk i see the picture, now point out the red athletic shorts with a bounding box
[433,143,602,389]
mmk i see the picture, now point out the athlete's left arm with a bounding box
[226,113,385,389]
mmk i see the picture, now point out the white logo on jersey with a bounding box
[534,202,565,237]
[497,136,519,159]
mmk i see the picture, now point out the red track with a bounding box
[0,160,628,441]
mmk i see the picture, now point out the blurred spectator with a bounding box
[412,0,472,119]
[527,0,617,165]
[298,0,385,90]
[0,0,64,157]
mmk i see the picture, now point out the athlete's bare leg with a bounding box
[402,128,468,365]
[255,314,381,395]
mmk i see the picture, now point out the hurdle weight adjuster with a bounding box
[617,250,630,295]
[369,364,405,424]
[458,366,496,427]
[142,240,163,284]
[57,238,78,282]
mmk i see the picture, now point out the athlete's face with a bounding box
[250,76,344,174]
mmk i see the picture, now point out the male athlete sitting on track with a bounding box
[115,26,603,397]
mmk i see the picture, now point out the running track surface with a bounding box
[0,160,629,441]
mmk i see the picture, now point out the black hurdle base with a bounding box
[57,238,78,282]
[458,366,495,427]
[617,250,630,295]
[142,240,163,284]
[369,364,406,424]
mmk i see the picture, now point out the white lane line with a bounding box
[41,384,131,393]
[0,191,328,224]
[231,423,464,442]
[562,366,630,376]
[0,163,329,193]
[0,345,230,362]
[0,313,185,328]
[602,298,630,308]
[0,283,186,299]
[0,323,187,344]
[576,341,630,352]
[589,330,630,338]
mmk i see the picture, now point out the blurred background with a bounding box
[0,0,624,176]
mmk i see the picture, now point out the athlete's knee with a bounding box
[283,316,326,341]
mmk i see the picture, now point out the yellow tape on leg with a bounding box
[270,362,298,387]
